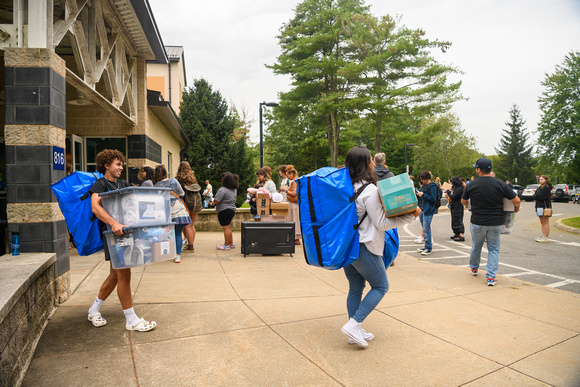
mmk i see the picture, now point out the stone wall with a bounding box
[195,208,253,232]
[0,253,57,386]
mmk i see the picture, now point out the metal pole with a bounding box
[405,144,409,174]
[259,103,264,168]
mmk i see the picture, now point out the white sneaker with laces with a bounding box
[348,328,374,345]
[414,236,424,244]
[341,318,368,347]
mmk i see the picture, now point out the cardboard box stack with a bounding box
[257,192,271,216]
[377,172,418,217]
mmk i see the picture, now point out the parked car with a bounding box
[522,184,539,201]
[551,184,579,202]
[512,184,524,198]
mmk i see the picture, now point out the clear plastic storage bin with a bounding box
[104,223,176,269]
[99,187,171,229]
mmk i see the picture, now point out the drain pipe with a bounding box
[168,61,172,106]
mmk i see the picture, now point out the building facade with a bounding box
[0,0,188,301]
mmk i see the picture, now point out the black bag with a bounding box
[183,183,203,213]
[434,183,442,213]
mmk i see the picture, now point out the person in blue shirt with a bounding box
[416,170,438,255]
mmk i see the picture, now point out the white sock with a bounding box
[123,307,140,326]
[88,297,104,315]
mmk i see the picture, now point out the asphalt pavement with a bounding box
[401,201,580,293]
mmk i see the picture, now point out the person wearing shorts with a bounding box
[214,172,239,250]
[87,149,156,332]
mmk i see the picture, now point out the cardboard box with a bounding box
[377,173,418,217]
[257,192,270,216]
[441,182,452,192]
[270,202,289,216]
[260,215,286,222]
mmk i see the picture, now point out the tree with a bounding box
[493,104,536,185]
[179,78,254,206]
[537,51,580,183]
[343,13,463,153]
[268,0,371,167]
[413,114,480,182]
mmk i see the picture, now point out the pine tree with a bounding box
[179,78,254,205]
[494,104,535,185]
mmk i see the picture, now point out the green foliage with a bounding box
[268,0,464,170]
[493,104,536,185]
[179,79,254,206]
[537,51,580,183]
[413,114,481,182]
[343,13,463,153]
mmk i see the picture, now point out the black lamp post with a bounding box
[405,143,418,174]
[259,101,279,168]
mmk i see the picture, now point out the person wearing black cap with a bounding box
[461,158,520,286]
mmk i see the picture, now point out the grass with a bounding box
[562,217,580,229]
[240,203,250,208]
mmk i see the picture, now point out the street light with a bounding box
[259,101,279,168]
[405,143,418,174]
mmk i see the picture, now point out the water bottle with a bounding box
[11,232,20,256]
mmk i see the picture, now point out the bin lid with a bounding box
[103,222,176,235]
[98,186,172,197]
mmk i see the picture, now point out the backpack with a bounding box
[51,171,104,256]
[296,167,371,270]
[434,183,442,213]
[183,183,203,213]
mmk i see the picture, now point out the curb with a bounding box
[555,218,580,234]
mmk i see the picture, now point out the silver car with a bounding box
[521,184,538,202]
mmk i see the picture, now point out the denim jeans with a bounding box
[343,244,389,323]
[420,213,433,251]
[469,224,502,279]
[175,224,184,255]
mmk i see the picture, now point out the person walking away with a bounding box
[284,165,302,245]
[372,152,394,180]
[532,175,552,243]
[446,176,465,241]
[214,172,239,250]
[154,165,189,263]
[461,158,520,286]
[87,149,156,332]
[256,168,276,194]
[340,147,421,347]
[140,166,154,187]
[176,161,201,252]
[416,171,438,255]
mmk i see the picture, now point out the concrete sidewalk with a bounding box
[23,232,580,386]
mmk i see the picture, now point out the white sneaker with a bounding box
[348,329,374,345]
[341,318,368,347]
[414,237,424,244]
[537,236,550,243]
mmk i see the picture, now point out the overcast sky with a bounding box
[148,0,580,156]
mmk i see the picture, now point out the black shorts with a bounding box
[218,209,236,226]
[102,235,111,261]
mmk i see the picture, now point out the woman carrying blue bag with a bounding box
[341,147,421,348]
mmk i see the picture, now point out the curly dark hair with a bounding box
[176,161,196,186]
[221,172,239,189]
[345,146,376,185]
[96,149,125,174]
[450,176,463,190]
[418,170,432,182]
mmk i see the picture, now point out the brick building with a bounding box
[0,0,188,301]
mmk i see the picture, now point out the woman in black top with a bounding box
[87,149,156,332]
[532,175,552,243]
[446,176,465,241]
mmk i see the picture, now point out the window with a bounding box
[167,151,172,177]
[85,137,128,179]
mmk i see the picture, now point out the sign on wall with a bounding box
[53,146,65,171]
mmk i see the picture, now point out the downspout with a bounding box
[17,0,24,47]
[168,61,172,106]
